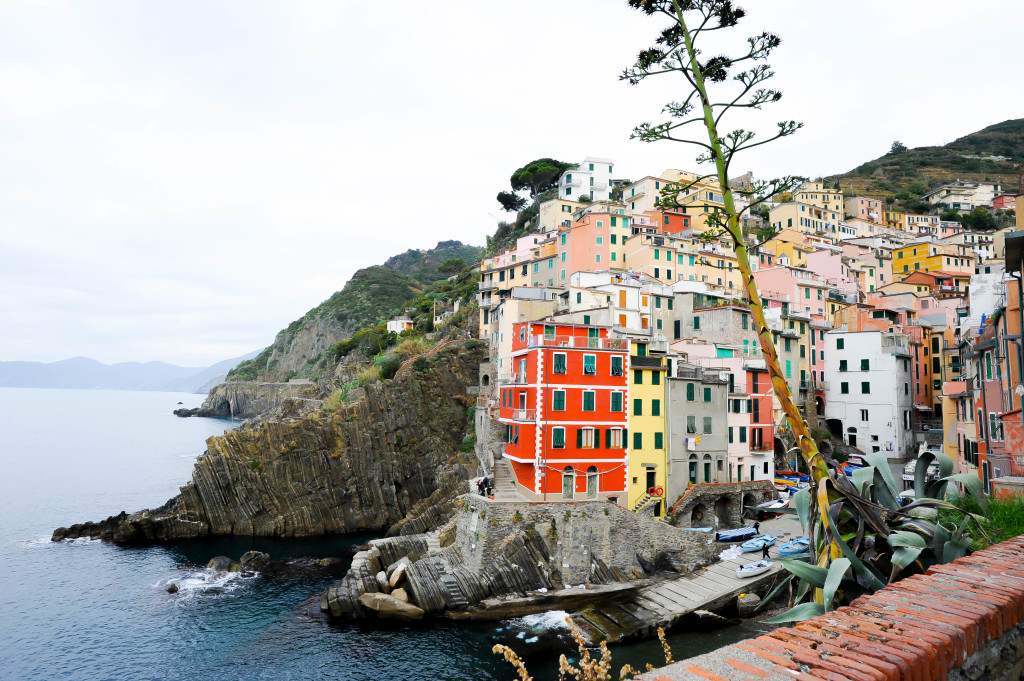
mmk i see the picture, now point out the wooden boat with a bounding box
[752,499,788,519]
[741,535,777,553]
[715,527,757,542]
[779,537,810,556]
[736,560,773,578]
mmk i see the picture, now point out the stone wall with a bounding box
[668,481,776,528]
[323,496,717,620]
[639,534,1024,681]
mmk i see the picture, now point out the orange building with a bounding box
[498,322,629,501]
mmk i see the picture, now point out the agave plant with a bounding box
[762,450,990,622]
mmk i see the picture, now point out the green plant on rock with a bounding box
[625,0,991,622]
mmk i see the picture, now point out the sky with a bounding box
[1,0,1021,367]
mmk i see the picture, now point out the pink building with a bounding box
[844,196,883,223]
[993,194,1018,211]
[806,250,859,298]
[752,265,829,318]
[555,209,631,285]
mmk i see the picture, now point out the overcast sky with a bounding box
[2,1,1020,367]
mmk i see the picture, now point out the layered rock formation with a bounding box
[322,497,717,621]
[52,341,485,544]
[174,380,322,420]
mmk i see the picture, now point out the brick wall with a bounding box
[640,535,1024,681]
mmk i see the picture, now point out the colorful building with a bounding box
[626,340,668,514]
[498,321,629,501]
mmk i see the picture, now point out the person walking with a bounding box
[761,543,771,561]
[482,476,490,496]
[753,521,760,535]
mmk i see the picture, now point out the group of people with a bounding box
[477,477,492,496]
[753,521,771,560]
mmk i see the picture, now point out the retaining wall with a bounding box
[640,534,1024,681]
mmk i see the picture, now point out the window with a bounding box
[687,415,696,433]
[608,429,623,448]
[860,409,868,421]
[860,359,870,371]
[668,298,673,311]
[553,353,567,374]
[552,427,565,448]
[579,428,595,449]
[741,315,748,330]
[654,432,664,449]
[739,426,747,443]
[693,316,700,330]
[861,381,870,394]
[506,425,519,444]
[703,416,712,434]
[839,360,848,372]
[840,382,849,394]
[611,356,623,376]
[784,338,791,352]
[652,399,661,416]
[686,383,695,401]
[785,360,791,378]
[611,234,617,244]
[583,355,596,375]
[633,432,642,449]
[728,427,734,443]
[582,391,595,412]
[634,370,643,384]
[836,338,844,350]
[652,371,660,385]
[703,387,711,402]
[633,398,643,416]
[552,390,566,411]
[611,392,623,412]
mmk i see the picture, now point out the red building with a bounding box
[498,322,629,501]
[992,194,1018,211]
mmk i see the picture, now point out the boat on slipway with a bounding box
[779,537,810,556]
[715,526,757,542]
[740,535,777,553]
[736,560,773,578]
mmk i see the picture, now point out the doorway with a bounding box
[562,467,575,499]
[587,466,598,498]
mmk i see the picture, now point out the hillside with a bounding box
[826,118,1023,206]
[227,240,483,382]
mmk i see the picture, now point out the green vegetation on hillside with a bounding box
[827,118,1024,208]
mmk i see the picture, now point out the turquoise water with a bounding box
[0,388,772,681]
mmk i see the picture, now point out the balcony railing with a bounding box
[750,442,774,452]
[528,335,628,350]
[631,355,664,368]
[495,372,528,384]
[478,280,498,291]
[509,409,536,422]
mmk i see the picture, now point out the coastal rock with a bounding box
[166,582,179,593]
[388,561,409,588]
[207,556,238,572]
[391,587,409,603]
[357,592,425,620]
[51,341,484,545]
[375,571,391,594]
[239,551,271,569]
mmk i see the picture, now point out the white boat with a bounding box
[736,560,773,578]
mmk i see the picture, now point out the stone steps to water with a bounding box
[567,514,802,644]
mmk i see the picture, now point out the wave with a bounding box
[157,567,258,600]
[27,535,102,548]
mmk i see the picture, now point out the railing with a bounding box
[750,442,774,452]
[914,419,943,433]
[509,409,536,422]
[528,335,628,350]
[495,372,527,384]
[631,355,663,368]
[476,396,496,408]
[478,280,498,291]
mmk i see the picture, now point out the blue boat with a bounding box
[741,535,777,553]
[779,537,810,556]
[684,526,714,533]
[715,527,757,542]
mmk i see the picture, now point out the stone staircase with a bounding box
[490,457,525,501]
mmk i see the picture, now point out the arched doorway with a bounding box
[691,503,708,526]
[815,395,824,413]
[562,466,575,500]
[482,374,490,387]
[586,466,598,498]
[742,492,758,519]
[714,496,730,525]
[846,426,858,448]
[702,454,712,483]
[688,454,698,484]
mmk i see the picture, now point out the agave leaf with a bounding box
[764,601,826,624]
[891,546,923,570]
[943,538,970,562]
[852,466,875,495]
[793,487,811,535]
[861,451,900,498]
[753,573,793,613]
[887,530,927,548]
[872,467,901,511]
[823,557,850,611]
[941,473,989,515]
[894,519,937,538]
[933,522,950,563]
[776,557,828,588]
[924,479,948,501]
[829,508,887,591]
[913,452,936,500]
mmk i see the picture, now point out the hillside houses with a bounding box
[478,157,1024,511]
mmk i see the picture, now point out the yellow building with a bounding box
[892,241,975,277]
[768,202,842,237]
[883,210,907,231]
[626,342,668,516]
[537,198,584,233]
[793,181,843,214]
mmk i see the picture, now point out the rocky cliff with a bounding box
[53,340,485,544]
[174,379,322,420]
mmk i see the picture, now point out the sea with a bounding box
[0,387,775,681]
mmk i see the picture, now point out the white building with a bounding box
[386,316,414,334]
[558,156,615,202]
[823,330,915,476]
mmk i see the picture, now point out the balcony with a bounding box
[914,419,943,433]
[750,442,774,452]
[509,409,536,422]
[478,280,498,291]
[495,372,528,384]
[632,355,664,368]
[528,335,629,350]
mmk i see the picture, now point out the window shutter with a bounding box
[593,428,601,448]
[605,429,611,448]
[747,399,753,413]
[576,428,583,448]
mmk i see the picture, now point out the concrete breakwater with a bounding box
[321,496,718,624]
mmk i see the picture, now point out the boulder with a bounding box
[165,582,179,593]
[357,592,425,620]
[239,551,271,569]
[389,561,408,588]
[391,587,409,603]
[206,556,238,571]
[737,592,761,617]
[375,571,391,594]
